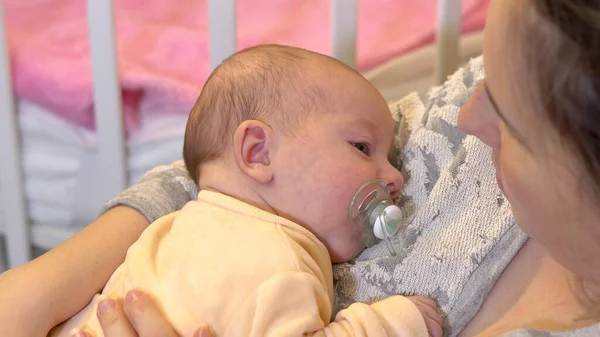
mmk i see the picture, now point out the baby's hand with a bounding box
[407,296,443,337]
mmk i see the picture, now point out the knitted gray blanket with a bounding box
[331,56,528,336]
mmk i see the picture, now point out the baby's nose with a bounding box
[383,166,404,199]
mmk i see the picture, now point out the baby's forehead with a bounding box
[332,84,389,115]
[326,100,395,135]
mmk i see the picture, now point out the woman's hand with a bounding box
[70,289,214,337]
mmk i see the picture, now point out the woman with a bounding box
[458,0,600,334]
[1,0,599,336]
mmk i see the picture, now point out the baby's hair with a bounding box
[183,44,353,184]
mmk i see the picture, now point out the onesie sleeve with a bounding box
[227,271,428,337]
[100,160,198,223]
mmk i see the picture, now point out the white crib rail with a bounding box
[331,0,357,68]
[207,0,359,70]
[87,0,128,205]
[436,0,462,84]
[0,1,30,267]
[209,0,237,69]
[0,0,463,269]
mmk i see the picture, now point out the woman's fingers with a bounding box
[121,289,180,337]
[69,329,93,337]
[194,327,216,337]
[97,296,138,337]
[95,289,214,337]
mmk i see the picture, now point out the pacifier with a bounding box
[348,179,403,256]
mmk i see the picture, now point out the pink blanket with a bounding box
[4,0,489,132]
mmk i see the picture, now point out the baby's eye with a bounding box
[351,142,370,155]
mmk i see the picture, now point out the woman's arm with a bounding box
[0,206,149,336]
[0,161,198,336]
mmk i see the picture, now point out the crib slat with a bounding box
[435,0,463,85]
[86,0,127,204]
[208,0,237,69]
[331,0,357,68]
[0,2,31,267]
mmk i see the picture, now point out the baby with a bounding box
[52,45,441,337]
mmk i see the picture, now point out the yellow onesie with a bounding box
[52,190,428,337]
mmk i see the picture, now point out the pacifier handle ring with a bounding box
[376,212,398,256]
[357,189,378,213]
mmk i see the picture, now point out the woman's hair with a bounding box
[522,0,600,201]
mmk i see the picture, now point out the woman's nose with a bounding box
[457,81,501,149]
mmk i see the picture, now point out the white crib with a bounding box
[0,0,472,270]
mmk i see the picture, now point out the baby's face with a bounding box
[268,78,404,263]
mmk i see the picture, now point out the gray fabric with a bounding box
[445,224,528,336]
[499,324,600,337]
[100,56,597,336]
[101,161,198,223]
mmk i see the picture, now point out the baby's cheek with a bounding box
[320,205,364,259]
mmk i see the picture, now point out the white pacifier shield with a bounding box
[373,205,402,240]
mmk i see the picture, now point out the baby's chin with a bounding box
[330,239,366,263]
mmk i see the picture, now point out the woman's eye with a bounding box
[351,142,370,155]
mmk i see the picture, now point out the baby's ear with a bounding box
[233,120,274,184]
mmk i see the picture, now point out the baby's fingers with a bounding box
[408,296,443,337]
[424,315,443,337]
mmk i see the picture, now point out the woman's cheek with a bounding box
[499,149,547,236]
